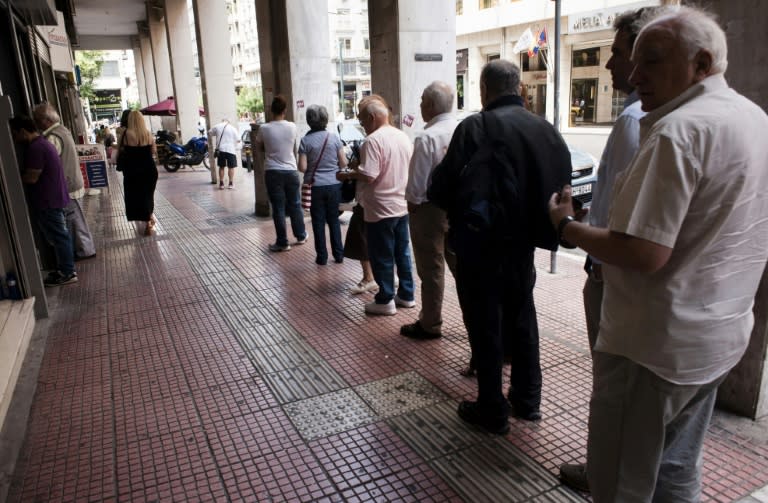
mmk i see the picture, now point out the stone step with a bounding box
[0,298,36,430]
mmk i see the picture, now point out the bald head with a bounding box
[32,103,60,130]
[420,81,454,122]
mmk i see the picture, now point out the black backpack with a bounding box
[451,111,570,251]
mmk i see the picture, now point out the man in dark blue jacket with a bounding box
[429,59,571,434]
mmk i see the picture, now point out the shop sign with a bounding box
[91,89,122,111]
[75,144,109,188]
[567,2,654,34]
[456,49,468,73]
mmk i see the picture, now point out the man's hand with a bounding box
[549,185,589,228]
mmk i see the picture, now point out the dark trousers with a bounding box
[309,184,343,263]
[265,170,306,247]
[454,234,541,414]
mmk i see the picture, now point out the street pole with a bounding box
[550,0,562,274]
[339,42,345,118]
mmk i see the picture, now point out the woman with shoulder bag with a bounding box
[118,110,158,236]
[298,105,347,265]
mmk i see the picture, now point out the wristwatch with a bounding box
[557,215,576,249]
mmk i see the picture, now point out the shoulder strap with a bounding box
[307,133,330,184]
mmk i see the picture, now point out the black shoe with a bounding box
[507,397,541,421]
[560,463,590,492]
[333,255,344,264]
[315,257,327,265]
[44,271,78,286]
[457,401,510,435]
[400,322,441,340]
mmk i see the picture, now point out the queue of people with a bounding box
[8,5,766,500]
[255,5,768,502]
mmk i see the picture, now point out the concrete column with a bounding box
[139,30,162,131]
[702,1,768,419]
[253,0,333,215]
[164,0,199,142]
[192,0,238,185]
[367,0,456,136]
[149,9,175,132]
[131,36,149,108]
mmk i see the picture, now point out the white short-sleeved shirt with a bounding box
[208,121,240,155]
[598,75,768,385]
[405,113,458,205]
[357,125,412,223]
[255,120,298,171]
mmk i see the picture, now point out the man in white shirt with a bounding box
[549,6,768,501]
[401,81,458,340]
[208,118,240,189]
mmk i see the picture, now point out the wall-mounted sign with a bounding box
[415,53,443,62]
[456,49,468,73]
[567,2,653,34]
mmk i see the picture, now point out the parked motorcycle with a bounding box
[156,129,209,172]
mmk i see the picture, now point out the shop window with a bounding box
[479,0,498,9]
[570,79,597,126]
[487,53,500,63]
[521,49,547,72]
[572,47,600,67]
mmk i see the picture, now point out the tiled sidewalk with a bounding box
[5,166,768,502]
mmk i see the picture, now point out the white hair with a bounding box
[639,5,728,73]
[33,102,60,123]
[423,81,454,115]
[365,100,388,119]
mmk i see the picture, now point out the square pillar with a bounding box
[367,0,456,136]
[164,0,199,141]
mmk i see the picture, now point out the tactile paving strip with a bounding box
[430,440,564,502]
[284,389,378,440]
[387,400,490,461]
[245,339,326,374]
[355,371,448,418]
[262,360,349,404]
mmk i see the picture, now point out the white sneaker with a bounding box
[394,295,416,308]
[350,280,378,295]
[365,300,396,316]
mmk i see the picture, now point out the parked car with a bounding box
[568,146,598,209]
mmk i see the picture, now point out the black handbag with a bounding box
[340,178,356,203]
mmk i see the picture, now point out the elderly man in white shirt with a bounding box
[400,81,458,340]
[549,6,768,502]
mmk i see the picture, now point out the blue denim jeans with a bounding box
[309,184,343,263]
[264,170,306,247]
[36,207,75,275]
[366,214,414,304]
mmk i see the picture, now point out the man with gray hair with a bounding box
[400,81,458,340]
[429,59,571,434]
[33,103,96,260]
[549,6,768,501]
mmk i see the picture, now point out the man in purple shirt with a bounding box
[10,116,78,286]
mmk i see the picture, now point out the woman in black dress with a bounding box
[118,110,158,235]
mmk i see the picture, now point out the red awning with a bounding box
[140,97,205,117]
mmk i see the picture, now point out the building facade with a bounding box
[456,0,660,156]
